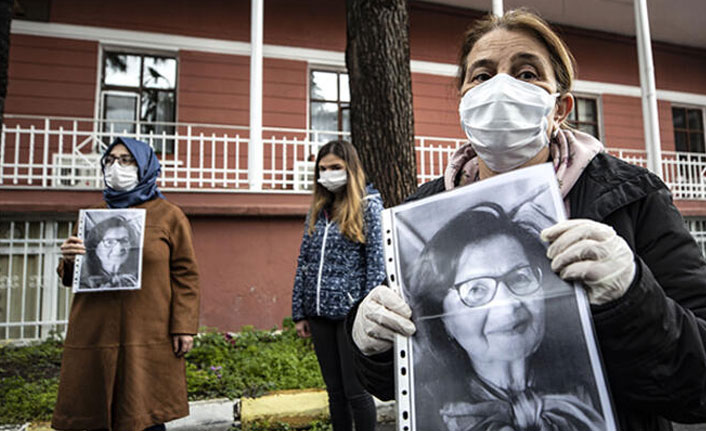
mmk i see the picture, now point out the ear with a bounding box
[553,93,574,127]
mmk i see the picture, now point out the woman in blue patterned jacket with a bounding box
[292,139,385,431]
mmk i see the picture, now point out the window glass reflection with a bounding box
[104,54,141,87]
[103,93,137,135]
[311,71,338,101]
[142,57,177,89]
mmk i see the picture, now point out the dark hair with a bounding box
[406,203,559,426]
[456,9,577,96]
[409,202,547,314]
[83,216,138,274]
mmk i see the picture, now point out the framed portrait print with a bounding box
[383,164,617,431]
[72,208,146,293]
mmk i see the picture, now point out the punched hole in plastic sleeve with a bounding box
[381,208,413,431]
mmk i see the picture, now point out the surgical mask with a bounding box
[318,170,348,192]
[459,73,558,173]
[104,163,139,191]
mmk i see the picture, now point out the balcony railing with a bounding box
[0,115,464,193]
[1,115,705,200]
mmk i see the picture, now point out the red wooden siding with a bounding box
[654,46,706,94]
[178,51,250,125]
[262,59,308,129]
[602,95,647,150]
[190,215,304,331]
[412,73,464,138]
[49,0,251,42]
[409,3,482,64]
[6,34,96,117]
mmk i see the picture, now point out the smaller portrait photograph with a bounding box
[72,209,146,293]
[384,164,617,431]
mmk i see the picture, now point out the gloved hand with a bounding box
[352,285,416,356]
[540,219,636,305]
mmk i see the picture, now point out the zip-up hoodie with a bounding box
[291,184,386,321]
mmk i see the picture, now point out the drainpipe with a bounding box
[634,0,663,178]
[492,0,503,17]
[249,0,264,190]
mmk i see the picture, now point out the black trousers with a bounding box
[309,317,376,431]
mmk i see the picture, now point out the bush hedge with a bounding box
[0,318,325,425]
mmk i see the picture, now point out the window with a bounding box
[567,96,600,139]
[101,50,178,152]
[0,219,74,341]
[309,70,350,144]
[673,107,705,153]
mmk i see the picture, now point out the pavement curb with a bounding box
[3,392,395,431]
[238,389,395,428]
[167,398,234,430]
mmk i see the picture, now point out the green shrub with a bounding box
[233,417,331,431]
[186,322,325,400]
[0,319,325,424]
[0,336,63,423]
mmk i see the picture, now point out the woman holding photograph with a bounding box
[79,215,140,289]
[410,203,603,430]
[53,137,200,431]
[291,140,385,431]
[348,8,706,430]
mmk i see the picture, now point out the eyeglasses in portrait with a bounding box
[383,164,617,431]
[72,209,146,293]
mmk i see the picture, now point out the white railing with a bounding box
[0,115,465,192]
[608,148,706,200]
[0,219,74,341]
[2,115,706,199]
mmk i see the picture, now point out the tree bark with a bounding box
[0,0,12,127]
[345,0,417,207]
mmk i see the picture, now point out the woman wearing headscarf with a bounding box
[53,137,200,431]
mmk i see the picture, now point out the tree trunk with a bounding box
[0,0,12,127]
[345,0,417,207]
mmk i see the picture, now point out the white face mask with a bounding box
[459,73,558,173]
[318,169,348,192]
[104,163,139,191]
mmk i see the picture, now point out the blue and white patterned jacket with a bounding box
[291,185,386,321]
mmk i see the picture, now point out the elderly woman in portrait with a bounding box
[409,203,603,431]
[80,215,139,289]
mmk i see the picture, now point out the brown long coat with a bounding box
[51,198,200,431]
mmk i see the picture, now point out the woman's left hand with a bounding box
[172,334,194,357]
[541,219,636,305]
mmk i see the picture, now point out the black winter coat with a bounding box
[346,153,706,431]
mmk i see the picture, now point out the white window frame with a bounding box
[97,46,180,149]
[671,104,706,154]
[568,93,604,143]
[306,66,351,145]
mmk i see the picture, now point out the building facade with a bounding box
[2,0,706,340]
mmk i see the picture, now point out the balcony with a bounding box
[1,114,705,200]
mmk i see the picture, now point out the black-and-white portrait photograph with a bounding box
[385,164,616,431]
[72,209,146,293]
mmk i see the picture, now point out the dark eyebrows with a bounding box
[467,58,496,73]
[510,52,544,69]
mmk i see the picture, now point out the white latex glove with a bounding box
[541,219,636,305]
[352,285,416,356]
